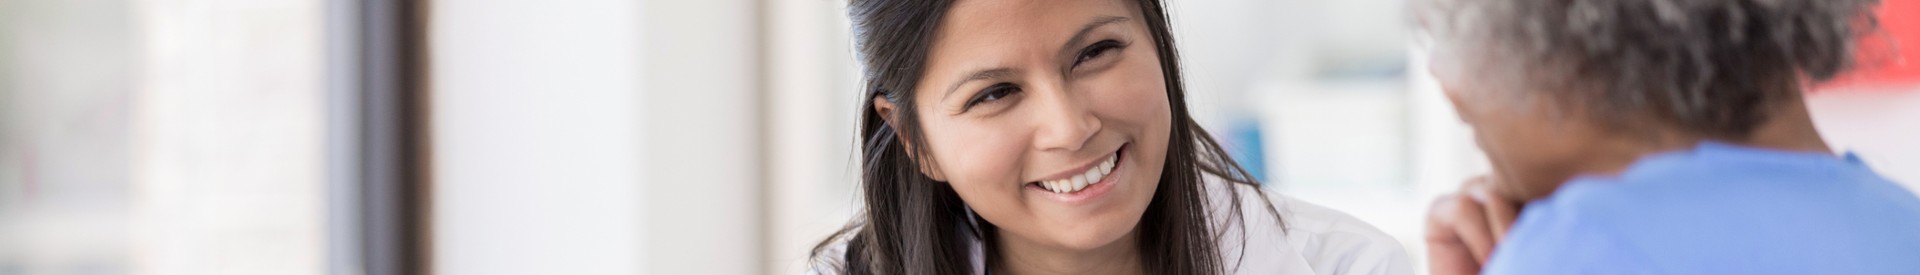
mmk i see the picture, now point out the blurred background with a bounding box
[1,0,1914,274]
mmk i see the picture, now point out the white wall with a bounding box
[639,0,764,274]
[4,0,336,273]
[431,0,768,274]
[429,0,647,274]
[0,0,135,272]
[761,0,861,273]
[131,0,329,274]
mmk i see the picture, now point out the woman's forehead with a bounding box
[938,0,1132,40]
[920,0,1139,93]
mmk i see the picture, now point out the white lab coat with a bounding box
[811,176,1414,275]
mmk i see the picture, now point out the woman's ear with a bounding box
[873,96,951,182]
[873,96,898,125]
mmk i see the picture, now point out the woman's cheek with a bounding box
[937,134,1035,229]
[926,121,1028,196]
[1086,51,1169,122]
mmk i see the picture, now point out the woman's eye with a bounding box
[964,83,1020,110]
[1072,40,1123,67]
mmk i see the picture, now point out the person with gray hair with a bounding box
[1417,0,1920,274]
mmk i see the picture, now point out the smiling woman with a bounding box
[809,0,1413,274]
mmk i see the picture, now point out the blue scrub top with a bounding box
[1484,142,1920,275]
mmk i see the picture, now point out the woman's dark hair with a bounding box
[810,0,1269,274]
[1422,0,1882,138]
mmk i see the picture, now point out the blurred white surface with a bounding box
[1,0,134,272]
[130,0,329,273]
[429,0,646,274]
[1808,88,1920,193]
[761,0,862,273]
[3,0,330,273]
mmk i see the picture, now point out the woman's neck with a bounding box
[993,230,1145,275]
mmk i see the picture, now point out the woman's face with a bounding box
[881,0,1172,252]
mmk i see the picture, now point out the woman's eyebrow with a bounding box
[940,16,1131,101]
[944,68,1017,101]
[1060,16,1130,58]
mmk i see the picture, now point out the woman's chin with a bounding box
[1031,183,1155,252]
[1038,220,1139,252]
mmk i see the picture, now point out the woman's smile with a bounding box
[1026,143,1128,204]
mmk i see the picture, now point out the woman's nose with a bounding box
[1031,83,1100,152]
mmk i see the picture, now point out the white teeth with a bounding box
[1037,153,1120,194]
[1085,167,1103,184]
[1100,156,1114,174]
[1070,175,1088,191]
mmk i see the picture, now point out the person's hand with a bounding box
[1425,175,1523,275]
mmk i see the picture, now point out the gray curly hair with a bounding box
[1422,0,1882,138]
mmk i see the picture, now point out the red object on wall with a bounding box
[1821,0,1920,91]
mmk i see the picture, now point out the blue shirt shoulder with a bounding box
[1484,142,1920,275]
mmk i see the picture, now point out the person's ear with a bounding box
[873,95,950,182]
[874,95,898,125]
